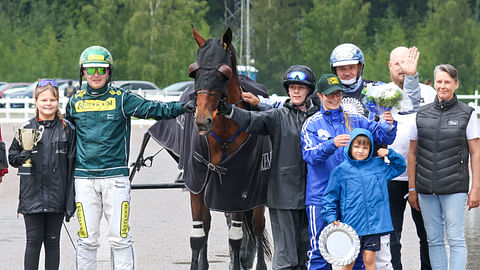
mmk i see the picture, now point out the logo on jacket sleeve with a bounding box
[75,98,116,112]
[261,151,272,171]
[317,129,331,141]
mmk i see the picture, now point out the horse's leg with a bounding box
[190,191,209,270]
[198,208,211,270]
[252,206,269,270]
[230,212,244,270]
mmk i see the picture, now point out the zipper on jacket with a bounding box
[432,109,443,194]
[359,166,370,232]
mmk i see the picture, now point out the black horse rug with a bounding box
[148,75,272,212]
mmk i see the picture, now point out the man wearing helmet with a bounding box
[218,65,321,270]
[329,43,378,117]
[65,45,194,270]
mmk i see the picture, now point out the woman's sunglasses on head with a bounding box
[85,67,107,76]
[37,79,57,88]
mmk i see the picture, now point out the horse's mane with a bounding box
[227,44,238,77]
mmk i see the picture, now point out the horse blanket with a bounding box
[148,75,272,212]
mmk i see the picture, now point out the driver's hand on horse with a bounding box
[182,100,196,113]
[241,92,260,106]
[217,99,233,115]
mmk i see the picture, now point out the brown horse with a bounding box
[187,26,270,270]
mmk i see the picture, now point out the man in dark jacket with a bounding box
[219,65,319,270]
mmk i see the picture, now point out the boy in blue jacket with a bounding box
[321,128,406,270]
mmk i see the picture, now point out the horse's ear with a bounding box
[192,24,205,48]
[222,28,232,48]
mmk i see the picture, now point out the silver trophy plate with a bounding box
[319,222,360,266]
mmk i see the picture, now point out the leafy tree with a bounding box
[417,0,480,94]
[363,14,408,83]
[123,0,209,87]
[252,0,309,94]
[301,0,370,81]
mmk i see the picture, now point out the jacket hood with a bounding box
[344,128,374,162]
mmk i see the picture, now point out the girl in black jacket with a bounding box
[9,79,75,270]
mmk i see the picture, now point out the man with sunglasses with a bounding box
[218,65,321,270]
[65,45,194,270]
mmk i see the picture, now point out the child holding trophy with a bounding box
[8,79,75,270]
[320,128,406,270]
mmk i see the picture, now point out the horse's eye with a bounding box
[217,64,232,81]
[188,61,200,78]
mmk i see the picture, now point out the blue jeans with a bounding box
[418,193,467,270]
[388,180,430,270]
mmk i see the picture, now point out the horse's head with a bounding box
[189,26,235,135]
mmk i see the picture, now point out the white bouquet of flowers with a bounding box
[363,84,413,120]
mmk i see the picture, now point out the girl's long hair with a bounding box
[34,84,66,128]
[343,111,352,132]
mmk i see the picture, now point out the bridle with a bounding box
[189,41,244,161]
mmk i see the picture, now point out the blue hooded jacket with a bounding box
[301,105,397,206]
[320,128,406,236]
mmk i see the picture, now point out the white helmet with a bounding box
[330,43,365,75]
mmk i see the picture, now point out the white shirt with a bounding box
[389,82,437,181]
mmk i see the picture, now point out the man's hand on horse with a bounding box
[241,92,260,106]
[182,100,196,113]
[217,99,233,115]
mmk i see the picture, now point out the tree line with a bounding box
[0,0,479,95]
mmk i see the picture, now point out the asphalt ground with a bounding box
[0,122,479,269]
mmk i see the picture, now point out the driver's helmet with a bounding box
[330,43,365,75]
[78,46,113,86]
[282,65,316,95]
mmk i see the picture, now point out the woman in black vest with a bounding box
[407,64,480,270]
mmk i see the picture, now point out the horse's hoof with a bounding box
[255,262,267,270]
[198,258,209,270]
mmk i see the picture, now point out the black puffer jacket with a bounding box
[415,95,473,194]
[9,117,76,220]
[230,98,320,209]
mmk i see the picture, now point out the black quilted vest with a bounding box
[415,95,473,194]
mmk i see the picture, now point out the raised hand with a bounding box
[402,46,420,76]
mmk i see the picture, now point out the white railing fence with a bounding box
[0,95,180,124]
[1,91,479,124]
